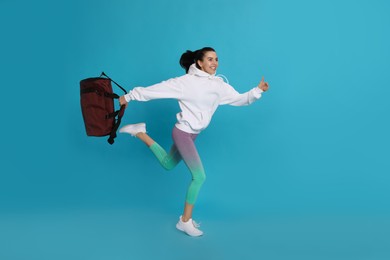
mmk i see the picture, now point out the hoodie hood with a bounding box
[188,63,216,77]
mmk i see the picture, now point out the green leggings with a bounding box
[149,127,206,205]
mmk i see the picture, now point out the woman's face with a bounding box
[198,51,219,75]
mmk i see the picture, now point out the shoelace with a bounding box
[192,220,201,228]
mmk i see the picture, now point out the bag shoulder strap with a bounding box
[100,72,127,94]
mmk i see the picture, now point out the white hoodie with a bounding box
[124,64,263,134]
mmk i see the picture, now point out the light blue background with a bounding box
[1,0,389,259]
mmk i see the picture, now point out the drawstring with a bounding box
[216,74,230,84]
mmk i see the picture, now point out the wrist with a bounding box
[124,93,131,102]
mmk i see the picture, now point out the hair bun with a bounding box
[179,47,216,73]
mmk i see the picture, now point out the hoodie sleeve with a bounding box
[124,77,183,102]
[219,83,263,106]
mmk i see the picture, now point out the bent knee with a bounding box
[162,164,175,171]
[160,160,177,171]
[193,171,206,184]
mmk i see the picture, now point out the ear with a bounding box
[196,59,203,69]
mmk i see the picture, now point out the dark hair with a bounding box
[179,47,216,73]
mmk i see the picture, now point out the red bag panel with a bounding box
[80,78,115,136]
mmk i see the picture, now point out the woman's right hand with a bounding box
[119,95,129,108]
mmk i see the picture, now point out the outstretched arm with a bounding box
[119,77,184,108]
[219,76,269,106]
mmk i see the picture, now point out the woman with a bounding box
[119,47,269,237]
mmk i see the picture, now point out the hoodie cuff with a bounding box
[253,87,263,98]
[124,93,132,102]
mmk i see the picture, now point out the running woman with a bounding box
[119,47,269,236]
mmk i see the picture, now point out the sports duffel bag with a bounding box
[80,72,127,144]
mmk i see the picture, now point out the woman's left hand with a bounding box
[258,77,269,92]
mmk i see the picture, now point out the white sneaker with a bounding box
[119,123,146,136]
[176,216,203,237]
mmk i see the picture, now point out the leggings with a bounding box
[149,126,206,205]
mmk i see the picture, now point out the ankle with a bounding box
[135,132,144,138]
[181,216,191,222]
